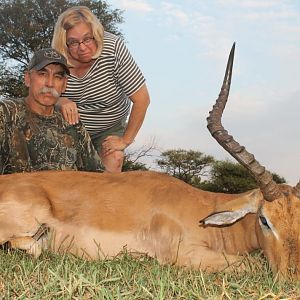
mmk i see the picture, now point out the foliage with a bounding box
[122,139,158,172]
[201,160,286,193]
[272,172,286,184]
[0,0,124,98]
[156,149,215,187]
[125,146,286,193]
[0,62,27,98]
[122,159,148,171]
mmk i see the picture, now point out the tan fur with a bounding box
[9,236,43,258]
[1,170,299,277]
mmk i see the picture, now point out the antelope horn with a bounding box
[294,181,300,198]
[207,43,282,201]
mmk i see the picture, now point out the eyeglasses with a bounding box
[66,37,95,49]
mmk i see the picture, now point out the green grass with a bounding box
[0,250,299,299]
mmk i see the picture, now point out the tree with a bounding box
[156,149,214,187]
[201,160,286,193]
[122,139,158,171]
[122,159,148,171]
[0,0,123,98]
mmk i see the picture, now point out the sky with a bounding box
[108,0,300,185]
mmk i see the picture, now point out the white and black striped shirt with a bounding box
[62,31,146,136]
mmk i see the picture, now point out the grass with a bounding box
[0,250,299,299]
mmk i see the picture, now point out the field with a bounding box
[0,249,299,299]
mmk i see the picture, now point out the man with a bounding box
[0,48,102,173]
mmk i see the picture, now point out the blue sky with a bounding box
[108,0,300,185]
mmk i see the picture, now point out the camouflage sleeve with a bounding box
[0,102,9,174]
[74,121,104,172]
[0,103,5,143]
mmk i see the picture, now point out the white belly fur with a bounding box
[49,224,151,259]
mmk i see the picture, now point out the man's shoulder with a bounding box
[0,98,24,107]
[52,111,88,136]
[72,120,90,136]
[0,98,25,117]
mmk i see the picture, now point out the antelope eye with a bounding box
[259,216,270,229]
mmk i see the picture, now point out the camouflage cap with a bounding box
[28,48,70,75]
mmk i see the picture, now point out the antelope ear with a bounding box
[200,189,262,226]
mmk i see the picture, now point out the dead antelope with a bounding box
[2,44,300,279]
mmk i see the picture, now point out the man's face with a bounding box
[24,64,67,115]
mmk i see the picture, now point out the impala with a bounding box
[2,44,300,278]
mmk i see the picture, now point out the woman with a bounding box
[52,6,150,172]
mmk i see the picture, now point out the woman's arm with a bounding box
[102,83,150,155]
[56,97,79,125]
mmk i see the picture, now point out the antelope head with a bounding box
[206,43,300,279]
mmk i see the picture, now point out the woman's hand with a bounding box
[101,136,130,156]
[56,97,79,125]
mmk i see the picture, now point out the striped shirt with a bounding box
[62,31,146,137]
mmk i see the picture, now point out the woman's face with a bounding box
[66,22,97,64]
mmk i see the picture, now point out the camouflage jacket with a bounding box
[0,99,103,174]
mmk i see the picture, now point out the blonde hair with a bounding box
[51,6,104,65]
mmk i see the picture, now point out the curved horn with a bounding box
[207,43,282,201]
[294,181,300,198]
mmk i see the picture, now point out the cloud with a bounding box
[218,0,283,9]
[156,0,300,62]
[160,2,214,29]
[161,2,189,25]
[245,9,297,20]
[118,0,153,12]
[217,0,298,20]
[158,2,229,58]
[137,90,300,185]
[117,0,300,185]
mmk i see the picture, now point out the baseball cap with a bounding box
[28,48,70,75]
